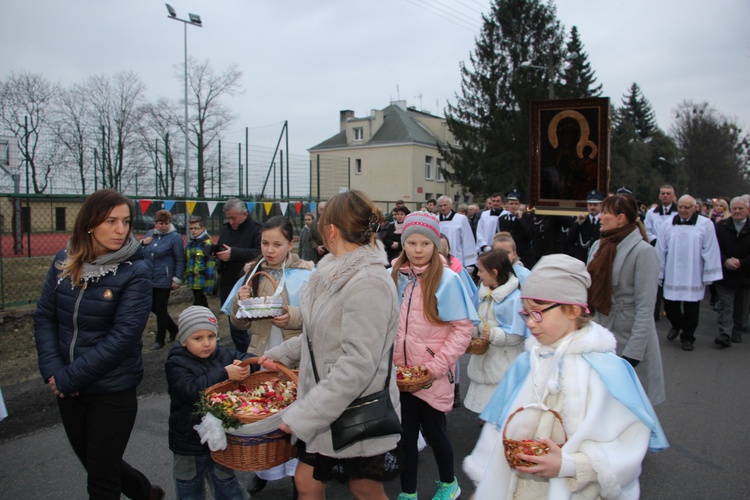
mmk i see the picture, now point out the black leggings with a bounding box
[399,392,455,493]
[57,389,153,499]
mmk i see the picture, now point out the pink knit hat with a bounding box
[401,211,441,247]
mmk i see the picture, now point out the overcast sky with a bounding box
[2,0,748,182]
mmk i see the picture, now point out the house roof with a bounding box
[309,104,442,151]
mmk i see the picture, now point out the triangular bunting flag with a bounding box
[263,202,273,215]
[139,199,152,214]
[279,202,289,215]
[309,202,317,215]
[294,202,302,214]
[206,201,219,216]
[186,201,197,215]
[246,202,256,214]
[164,200,176,212]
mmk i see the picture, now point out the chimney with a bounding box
[340,110,355,132]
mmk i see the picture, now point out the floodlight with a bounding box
[165,3,176,18]
[188,13,202,25]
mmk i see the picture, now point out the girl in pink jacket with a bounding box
[392,211,477,500]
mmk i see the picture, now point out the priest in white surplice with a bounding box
[436,195,477,269]
[657,194,723,351]
[475,192,507,253]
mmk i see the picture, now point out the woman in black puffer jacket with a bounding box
[34,189,164,500]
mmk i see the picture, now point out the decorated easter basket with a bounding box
[465,336,490,355]
[202,357,299,471]
[502,406,568,469]
[396,366,432,393]
[236,259,286,319]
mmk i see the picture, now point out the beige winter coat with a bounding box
[265,242,401,458]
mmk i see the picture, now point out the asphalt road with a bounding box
[1,298,749,499]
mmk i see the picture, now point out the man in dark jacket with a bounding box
[566,190,603,262]
[497,190,536,269]
[714,196,750,346]
[215,198,262,352]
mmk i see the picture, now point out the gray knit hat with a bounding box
[401,211,441,248]
[178,305,219,344]
[521,254,591,311]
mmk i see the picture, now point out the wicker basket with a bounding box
[211,429,295,471]
[236,271,284,318]
[503,406,567,469]
[396,367,432,393]
[465,336,489,355]
[204,357,299,470]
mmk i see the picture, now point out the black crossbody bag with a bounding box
[306,336,402,451]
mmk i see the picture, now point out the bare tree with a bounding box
[0,72,62,193]
[138,97,182,197]
[175,58,243,197]
[671,101,750,196]
[53,83,90,194]
[85,71,147,192]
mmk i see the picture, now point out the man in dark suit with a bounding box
[567,190,604,263]
[497,189,536,269]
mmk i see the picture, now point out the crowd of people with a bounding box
[34,182,750,499]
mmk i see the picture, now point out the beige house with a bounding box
[308,101,472,208]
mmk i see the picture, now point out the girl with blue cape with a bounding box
[222,215,313,494]
[464,255,668,500]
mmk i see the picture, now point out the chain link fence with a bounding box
[0,195,325,310]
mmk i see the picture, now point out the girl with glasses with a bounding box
[464,254,668,500]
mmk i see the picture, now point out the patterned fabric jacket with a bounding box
[184,231,215,294]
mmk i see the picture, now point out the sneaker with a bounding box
[398,493,418,500]
[433,477,461,500]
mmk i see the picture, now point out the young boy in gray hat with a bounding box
[165,305,257,499]
[464,254,668,499]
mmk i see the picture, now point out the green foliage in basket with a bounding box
[195,392,243,430]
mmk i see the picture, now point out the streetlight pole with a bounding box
[165,4,202,198]
[519,60,555,99]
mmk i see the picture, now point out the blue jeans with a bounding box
[173,454,247,500]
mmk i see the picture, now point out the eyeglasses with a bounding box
[518,303,561,323]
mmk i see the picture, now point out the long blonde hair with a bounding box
[391,237,444,325]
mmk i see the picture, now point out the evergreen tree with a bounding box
[617,83,657,140]
[439,0,565,198]
[558,26,602,99]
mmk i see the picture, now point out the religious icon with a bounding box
[529,98,610,214]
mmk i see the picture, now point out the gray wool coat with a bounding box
[589,228,666,405]
[265,241,401,458]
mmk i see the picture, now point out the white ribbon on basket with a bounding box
[236,258,286,319]
[194,405,297,451]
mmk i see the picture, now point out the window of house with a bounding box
[353,127,363,141]
[425,193,433,202]
[425,156,433,180]
[436,158,445,182]
[355,158,362,175]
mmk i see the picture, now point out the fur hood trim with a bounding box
[306,240,387,294]
[523,321,617,355]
